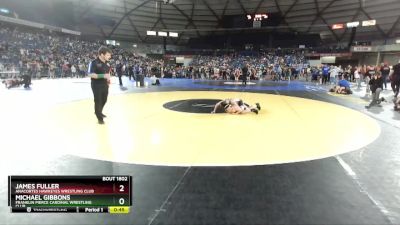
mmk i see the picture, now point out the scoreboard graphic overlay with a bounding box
[8,176,132,213]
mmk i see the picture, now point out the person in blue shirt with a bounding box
[311,67,320,81]
[322,64,330,84]
[338,78,350,89]
[329,76,352,95]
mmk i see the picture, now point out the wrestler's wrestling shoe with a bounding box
[251,108,259,114]
[98,119,105,125]
[256,103,261,110]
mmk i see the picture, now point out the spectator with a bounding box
[71,64,77,78]
[321,64,330,85]
[391,60,400,99]
[380,63,391,90]
[354,66,361,90]
[366,72,385,109]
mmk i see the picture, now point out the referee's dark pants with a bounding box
[322,75,328,84]
[128,72,133,81]
[91,81,108,121]
[242,75,247,85]
[117,73,123,86]
[392,78,400,98]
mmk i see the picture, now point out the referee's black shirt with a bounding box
[88,57,111,84]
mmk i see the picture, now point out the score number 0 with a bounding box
[119,184,126,205]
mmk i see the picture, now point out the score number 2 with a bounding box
[119,185,125,204]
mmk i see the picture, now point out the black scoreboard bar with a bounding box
[8,176,132,214]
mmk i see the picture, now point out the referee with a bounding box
[242,63,248,86]
[88,46,112,124]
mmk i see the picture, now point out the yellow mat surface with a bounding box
[2,91,380,166]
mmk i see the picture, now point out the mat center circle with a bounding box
[163,99,222,113]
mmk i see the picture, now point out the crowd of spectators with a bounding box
[2,22,400,111]
[0,23,164,80]
[0,23,312,82]
[171,49,308,80]
[2,23,395,92]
